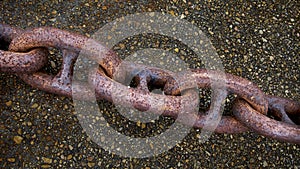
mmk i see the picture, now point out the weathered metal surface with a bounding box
[1,23,299,144]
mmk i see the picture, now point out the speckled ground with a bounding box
[0,0,299,168]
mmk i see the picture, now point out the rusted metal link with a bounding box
[0,24,48,73]
[106,62,269,133]
[0,49,48,73]
[1,24,299,144]
[90,66,249,133]
[233,98,300,144]
[163,69,268,114]
[7,27,121,97]
[9,27,121,76]
[266,95,300,125]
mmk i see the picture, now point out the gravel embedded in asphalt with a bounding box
[0,0,299,168]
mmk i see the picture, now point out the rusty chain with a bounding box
[1,23,299,144]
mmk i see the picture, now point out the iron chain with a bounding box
[1,24,299,144]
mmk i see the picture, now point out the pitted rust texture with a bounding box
[0,49,48,73]
[7,26,122,97]
[164,69,268,114]
[0,24,48,73]
[8,27,121,77]
[1,24,299,144]
[233,98,300,144]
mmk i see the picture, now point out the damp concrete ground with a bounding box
[0,1,299,168]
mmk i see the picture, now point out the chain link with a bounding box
[1,24,299,144]
[0,24,48,73]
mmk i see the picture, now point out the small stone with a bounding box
[137,121,141,127]
[49,18,56,22]
[17,129,22,135]
[31,103,39,109]
[236,68,242,74]
[119,43,125,49]
[180,14,185,19]
[41,164,51,168]
[50,61,56,68]
[51,10,57,15]
[169,10,175,16]
[88,162,95,167]
[7,158,15,162]
[259,30,263,34]
[13,136,23,144]
[174,48,179,53]
[263,161,268,167]
[49,50,55,55]
[5,100,12,106]
[149,142,154,149]
[42,157,52,164]
[87,156,93,161]
[262,37,268,42]
[100,136,105,142]
[149,12,155,17]
[141,123,146,129]
[67,154,72,160]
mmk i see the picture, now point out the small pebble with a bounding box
[262,37,268,42]
[31,103,39,109]
[49,18,56,22]
[5,100,12,106]
[119,43,125,49]
[13,136,23,144]
[141,123,146,129]
[42,157,52,164]
[88,162,95,167]
[67,154,72,160]
[51,10,57,15]
[50,61,56,68]
[7,158,15,162]
[41,164,51,168]
[263,161,268,167]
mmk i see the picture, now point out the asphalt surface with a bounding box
[0,0,299,168]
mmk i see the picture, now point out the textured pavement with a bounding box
[0,1,299,168]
